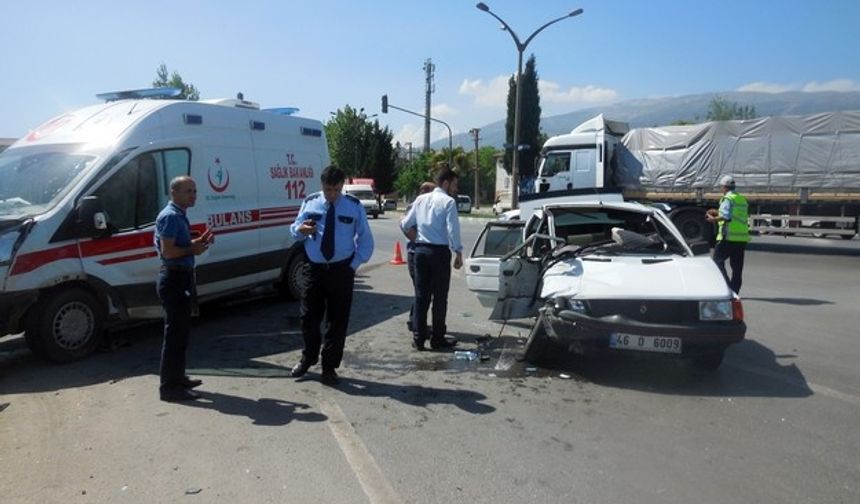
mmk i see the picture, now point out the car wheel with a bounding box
[691,349,725,371]
[24,287,105,363]
[523,314,551,364]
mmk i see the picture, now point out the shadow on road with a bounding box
[180,391,328,426]
[488,336,813,399]
[0,283,414,394]
[333,376,496,415]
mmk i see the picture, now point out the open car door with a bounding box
[464,220,524,308]
[487,232,564,321]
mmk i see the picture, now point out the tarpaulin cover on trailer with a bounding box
[615,111,860,190]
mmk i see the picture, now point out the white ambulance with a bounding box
[0,89,328,362]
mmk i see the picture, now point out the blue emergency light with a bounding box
[95,87,182,102]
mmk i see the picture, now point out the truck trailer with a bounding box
[532,112,860,242]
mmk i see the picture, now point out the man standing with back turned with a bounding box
[155,175,214,402]
[706,175,750,294]
[289,165,374,385]
[401,167,462,351]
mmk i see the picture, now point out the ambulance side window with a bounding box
[92,149,188,233]
[159,150,190,207]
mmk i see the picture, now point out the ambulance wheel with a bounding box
[25,287,105,363]
[283,253,309,301]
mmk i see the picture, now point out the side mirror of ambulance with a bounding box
[78,196,110,238]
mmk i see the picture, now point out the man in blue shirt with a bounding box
[404,181,436,333]
[154,176,214,402]
[289,165,374,384]
[400,168,463,351]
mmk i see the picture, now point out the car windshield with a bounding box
[350,190,375,200]
[0,144,97,218]
[549,207,687,256]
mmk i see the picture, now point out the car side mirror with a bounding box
[689,241,711,256]
[78,196,110,238]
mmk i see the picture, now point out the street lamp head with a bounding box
[476,2,489,12]
[569,8,584,17]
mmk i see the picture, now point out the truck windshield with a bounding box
[349,191,376,200]
[0,144,96,219]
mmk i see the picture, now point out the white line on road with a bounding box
[317,394,403,504]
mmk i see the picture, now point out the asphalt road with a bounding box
[1,213,858,504]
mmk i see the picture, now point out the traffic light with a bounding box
[381,94,388,114]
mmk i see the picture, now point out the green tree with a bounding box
[326,106,397,194]
[504,54,542,181]
[152,63,200,100]
[394,151,435,199]
[706,96,757,121]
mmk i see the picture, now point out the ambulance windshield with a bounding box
[0,145,96,218]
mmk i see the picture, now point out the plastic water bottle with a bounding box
[454,350,478,361]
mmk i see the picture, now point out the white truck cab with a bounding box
[0,89,328,361]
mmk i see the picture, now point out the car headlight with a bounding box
[699,300,733,321]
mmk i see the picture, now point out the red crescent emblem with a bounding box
[208,161,230,193]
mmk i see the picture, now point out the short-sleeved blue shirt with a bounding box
[289,192,374,271]
[154,202,194,268]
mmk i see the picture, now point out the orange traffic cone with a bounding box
[390,241,407,265]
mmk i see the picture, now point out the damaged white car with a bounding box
[465,200,746,370]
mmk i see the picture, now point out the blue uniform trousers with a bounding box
[412,244,451,343]
[157,267,194,390]
[300,259,355,370]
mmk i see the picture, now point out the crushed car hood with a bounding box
[541,255,732,300]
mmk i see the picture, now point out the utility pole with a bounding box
[423,58,434,153]
[469,128,481,209]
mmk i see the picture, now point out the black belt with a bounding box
[415,243,449,249]
[310,257,353,270]
[161,264,194,272]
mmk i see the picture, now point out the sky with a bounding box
[1,0,859,146]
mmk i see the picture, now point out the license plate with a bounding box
[609,333,682,354]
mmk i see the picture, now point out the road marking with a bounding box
[317,394,402,504]
[730,362,860,407]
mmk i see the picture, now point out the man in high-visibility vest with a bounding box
[706,175,750,294]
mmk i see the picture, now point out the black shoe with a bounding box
[291,360,315,378]
[160,387,200,402]
[181,376,203,389]
[407,320,413,332]
[321,369,340,385]
[411,339,426,352]
[430,337,458,350]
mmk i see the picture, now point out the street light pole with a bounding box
[381,95,453,167]
[469,128,481,209]
[476,3,583,209]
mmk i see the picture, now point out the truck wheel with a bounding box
[24,287,105,363]
[672,210,709,243]
[691,350,725,371]
[282,252,309,301]
[523,314,551,364]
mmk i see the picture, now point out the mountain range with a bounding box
[433,90,860,150]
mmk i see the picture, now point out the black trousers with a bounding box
[301,260,356,370]
[157,268,194,390]
[413,245,451,342]
[713,240,746,294]
[407,245,416,330]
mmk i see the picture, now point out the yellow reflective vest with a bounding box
[717,191,750,243]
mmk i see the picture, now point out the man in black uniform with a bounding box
[154,176,214,402]
[289,166,374,384]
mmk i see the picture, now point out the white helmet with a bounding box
[719,175,736,187]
